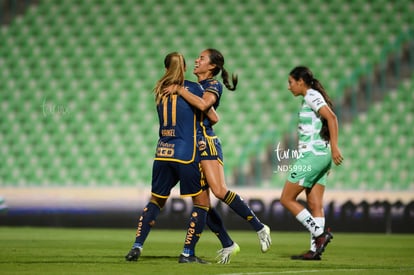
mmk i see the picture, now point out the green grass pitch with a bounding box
[1,227,413,275]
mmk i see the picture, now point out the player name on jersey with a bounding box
[161,129,175,137]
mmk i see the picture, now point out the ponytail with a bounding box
[312,78,333,141]
[221,68,238,91]
[153,52,185,104]
[207,48,238,91]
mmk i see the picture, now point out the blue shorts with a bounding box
[151,160,208,198]
[197,134,223,164]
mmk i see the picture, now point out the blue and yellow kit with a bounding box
[197,78,224,163]
[151,80,206,198]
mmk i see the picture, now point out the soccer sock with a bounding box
[222,190,263,232]
[207,207,233,248]
[310,217,325,251]
[133,200,161,249]
[295,209,324,238]
[182,205,208,257]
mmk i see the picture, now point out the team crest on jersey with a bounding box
[198,139,207,151]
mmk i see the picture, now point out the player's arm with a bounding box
[164,84,216,112]
[318,106,343,166]
[206,107,219,125]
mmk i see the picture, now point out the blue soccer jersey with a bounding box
[154,80,204,163]
[199,78,223,136]
[196,78,224,163]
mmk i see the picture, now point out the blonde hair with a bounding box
[153,52,185,104]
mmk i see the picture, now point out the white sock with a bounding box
[310,217,325,251]
[295,209,324,238]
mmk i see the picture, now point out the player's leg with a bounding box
[202,159,262,230]
[200,167,239,263]
[306,184,325,252]
[302,156,332,256]
[207,206,240,264]
[207,207,233,248]
[179,192,209,264]
[132,197,166,248]
[125,196,166,261]
[125,161,176,261]
[281,163,332,256]
[291,184,325,260]
[201,171,239,262]
[280,180,325,236]
[307,170,332,257]
[202,159,271,252]
[178,162,209,264]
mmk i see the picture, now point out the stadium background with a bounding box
[0,0,413,233]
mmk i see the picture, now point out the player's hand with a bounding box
[331,146,343,166]
[163,84,181,96]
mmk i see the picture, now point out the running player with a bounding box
[164,48,272,253]
[125,52,218,264]
[280,66,343,260]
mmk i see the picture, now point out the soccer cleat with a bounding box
[178,254,209,264]
[291,250,321,260]
[125,247,142,262]
[216,242,240,264]
[314,231,333,256]
[257,224,272,253]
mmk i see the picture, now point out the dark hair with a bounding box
[289,66,333,141]
[206,48,238,91]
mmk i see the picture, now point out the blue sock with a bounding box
[222,190,263,232]
[207,208,233,248]
[182,205,208,256]
[133,200,161,248]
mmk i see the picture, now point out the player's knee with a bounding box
[151,196,167,208]
[279,195,291,208]
[192,191,210,207]
[210,187,227,200]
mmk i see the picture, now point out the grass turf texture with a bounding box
[0,227,413,275]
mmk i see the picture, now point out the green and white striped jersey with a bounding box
[297,89,329,155]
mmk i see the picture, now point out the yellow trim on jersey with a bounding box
[204,88,220,100]
[180,189,203,198]
[149,199,162,209]
[171,95,177,126]
[199,113,218,138]
[151,192,169,199]
[206,136,218,156]
[194,204,210,212]
[162,97,168,127]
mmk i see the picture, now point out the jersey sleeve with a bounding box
[304,90,327,112]
[203,80,221,99]
[184,80,204,97]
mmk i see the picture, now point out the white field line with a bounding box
[216,267,414,275]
